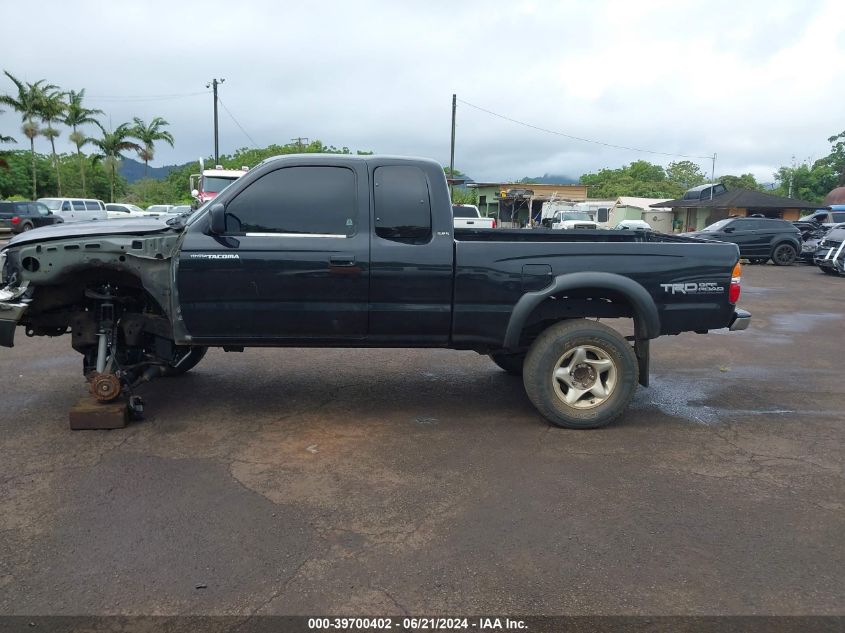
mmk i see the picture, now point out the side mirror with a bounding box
[723,227,735,233]
[191,189,199,198]
[209,203,226,234]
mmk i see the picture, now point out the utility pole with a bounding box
[449,94,456,196]
[206,78,225,164]
[788,155,796,198]
[291,137,309,152]
[710,153,716,199]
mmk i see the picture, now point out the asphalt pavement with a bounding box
[0,263,842,616]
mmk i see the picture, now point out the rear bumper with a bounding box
[729,309,751,331]
[0,284,30,348]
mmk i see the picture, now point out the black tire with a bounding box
[489,351,525,375]
[819,266,839,276]
[162,346,208,376]
[771,243,797,266]
[523,319,638,429]
[21,222,34,232]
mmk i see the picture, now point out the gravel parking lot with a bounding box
[0,263,842,616]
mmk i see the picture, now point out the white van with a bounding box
[37,198,108,223]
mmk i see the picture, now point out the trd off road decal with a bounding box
[660,282,724,295]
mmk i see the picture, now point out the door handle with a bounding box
[329,255,356,267]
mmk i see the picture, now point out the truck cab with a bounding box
[189,159,249,206]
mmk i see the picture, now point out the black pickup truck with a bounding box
[0,155,750,428]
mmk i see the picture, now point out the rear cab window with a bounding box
[373,165,432,243]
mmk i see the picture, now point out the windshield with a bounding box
[203,176,238,193]
[557,212,592,221]
[701,218,733,232]
[38,199,62,210]
[147,205,171,213]
[452,206,479,218]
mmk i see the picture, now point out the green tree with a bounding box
[90,123,142,202]
[63,89,102,196]
[772,163,835,203]
[0,149,55,199]
[0,71,57,199]
[666,160,706,189]
[39,87,66,196]
[718,173,761,191]
[579,160,683,199]
[131,116,174,178]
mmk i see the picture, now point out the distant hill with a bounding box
[518,173,579,185]
[119,157,193,183]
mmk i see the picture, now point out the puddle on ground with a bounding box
[632,375,800,425]
[768,313,839,334]
[741,284,783,295]
[709,312,838,344]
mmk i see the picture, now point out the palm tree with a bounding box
[64,89,102,195]
[0,108,14,169]
[131,116,174,178]
[90,123,142,202]
[39,88,66,195]
[0,108,14,144]
[0,71,57,199]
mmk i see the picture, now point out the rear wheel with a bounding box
[771,243,797,266]
[21,222,34,232]
[523,319,638,429]
[488,351,525,375]
[162,346,208,376]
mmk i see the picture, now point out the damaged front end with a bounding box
[0,226,202,405]
[0,248,30,347]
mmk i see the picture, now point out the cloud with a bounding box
[1,0,844,184]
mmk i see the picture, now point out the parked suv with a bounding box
[37,198,108,223]
[0,200,63,233]
[683,217,801,265]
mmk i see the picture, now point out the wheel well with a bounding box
[771,240,797,253]
[516,289,636,349]
[26,270,163,316]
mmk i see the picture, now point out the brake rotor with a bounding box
[89,373,122,402]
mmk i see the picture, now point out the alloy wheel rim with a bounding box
[552,344,618,409]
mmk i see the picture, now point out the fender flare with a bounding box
[503,271,661,350]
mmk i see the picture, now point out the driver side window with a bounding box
[224,166,356,236]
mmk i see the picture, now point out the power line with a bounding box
[87,91,211,102]
[457,98,714,160]
[216,95,259,149]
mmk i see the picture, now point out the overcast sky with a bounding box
[2,0,844,183]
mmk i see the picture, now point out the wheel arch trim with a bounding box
[503,271,661,350]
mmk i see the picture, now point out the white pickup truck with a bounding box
[452,204,496,229]
[551,211,598,230]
